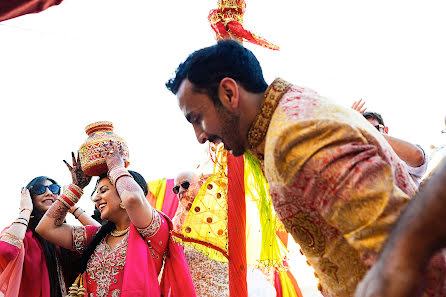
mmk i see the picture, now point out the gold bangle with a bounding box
[69,184,84,196]
[57,196,71,209]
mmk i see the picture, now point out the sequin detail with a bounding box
[72,226,87,253]
[183,245,229,297]
[136,209,161,238]
[86,234,128,297]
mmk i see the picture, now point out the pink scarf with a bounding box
[121,214,196,297]
[160,179,179,219]
[0,229,50,297]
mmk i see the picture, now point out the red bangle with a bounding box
[60,194,75,207]
[68,185,82,198]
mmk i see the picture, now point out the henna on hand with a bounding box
[116,177,142,198]
[100,140,125,170]
[45,201,69,226]
[64,152,91,189]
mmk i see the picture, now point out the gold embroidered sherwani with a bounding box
[248,78,417,297]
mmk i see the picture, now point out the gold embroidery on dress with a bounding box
[0,232,22,248]
[111,289,121,297]
[282,212,325,257]
[137,209,161,238]
[72,226,87,253]
[247,78,292,150]
[320,258,339,283]
[86,234,128,297]
[183,245,229,297]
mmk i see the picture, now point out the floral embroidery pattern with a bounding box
[282,212,325,257]
[111,289,121,297]
[247,78,291,151]
[86,234,128,297]
[72,226,87,253]
[136,209,161,238]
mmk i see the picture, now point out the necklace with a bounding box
[110,226,130,237]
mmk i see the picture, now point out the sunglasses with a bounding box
[31,184,61,195]
[173,181,190,194]
[374,124,385,131]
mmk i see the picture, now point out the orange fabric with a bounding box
[286,270,303,297]
[0,0,63,22]
[227,154,247,297]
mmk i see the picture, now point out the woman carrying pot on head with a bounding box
[0,161,99,297]
[36,141,196,297]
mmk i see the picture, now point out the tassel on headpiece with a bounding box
[208,0,279,50]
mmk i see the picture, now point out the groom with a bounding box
[164,40,443,297]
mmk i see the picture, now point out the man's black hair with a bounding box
[166,40,268,104]
[363,111,385,126]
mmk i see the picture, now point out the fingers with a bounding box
[352,99,367,114]
[63,159,73,171]
[71,152,77,167]
[99,140,123,157]
[21,187,30,196]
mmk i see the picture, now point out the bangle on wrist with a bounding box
[60,184,83,207]
[13,221,28,227]
[74,209,85,220]
[108,166,133,186]
[57,196,71,209]
[16,217,29,224]
[20,208,32,214]
[71,206,80,215]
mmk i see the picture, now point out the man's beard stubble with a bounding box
[216,105,246,157]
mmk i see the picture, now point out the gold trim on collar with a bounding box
[247,78,292,150]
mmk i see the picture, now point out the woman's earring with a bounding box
[119,202,126,209]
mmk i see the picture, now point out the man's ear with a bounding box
[218,78,239,111]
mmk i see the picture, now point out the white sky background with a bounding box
[0,1,445,295]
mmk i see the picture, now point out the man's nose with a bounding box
[194,126,208,144]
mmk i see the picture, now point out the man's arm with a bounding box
[355,158,446,297]
[273,119,414,263]
[382,134,425,168]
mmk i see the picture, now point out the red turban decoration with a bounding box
[208,0,279,50]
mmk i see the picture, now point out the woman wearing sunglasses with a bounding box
[0,176,82,297]
[36,141,196,297]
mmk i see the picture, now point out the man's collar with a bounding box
[247,78,292,152]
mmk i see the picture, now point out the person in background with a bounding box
[352,99,428,187]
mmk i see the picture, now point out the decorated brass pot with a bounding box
[78,121,130,176]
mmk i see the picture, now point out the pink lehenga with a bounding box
[71,210,196,297]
